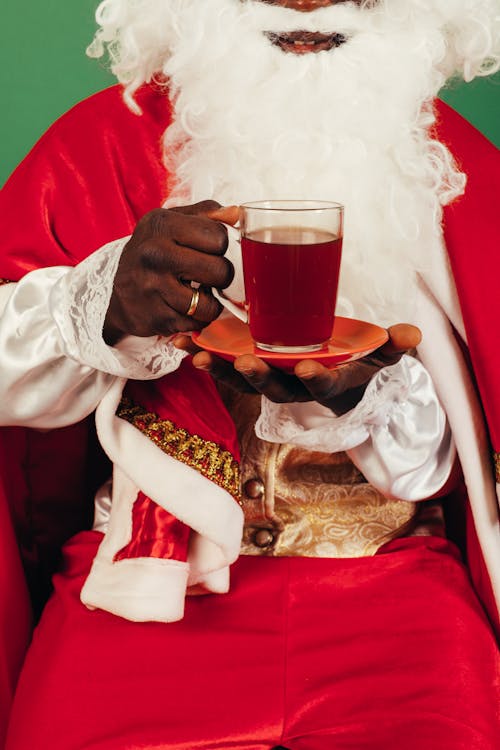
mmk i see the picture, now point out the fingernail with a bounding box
[236,366,255,376]
[296,365,316,379]
[192,354,210,370]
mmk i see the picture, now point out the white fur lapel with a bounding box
[416,273,500,620]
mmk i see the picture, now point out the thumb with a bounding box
[380,324,422,356]
[205,205,240,226]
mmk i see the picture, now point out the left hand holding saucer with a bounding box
[173,323,422,416]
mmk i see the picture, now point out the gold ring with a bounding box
[186,288,200,317]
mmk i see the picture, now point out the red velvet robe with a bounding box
[0,84,499,748]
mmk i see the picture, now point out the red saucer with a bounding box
[192,316,388,372]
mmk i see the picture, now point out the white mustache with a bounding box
[237,0,374,35]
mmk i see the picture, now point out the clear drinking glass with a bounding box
[238,200,344,353]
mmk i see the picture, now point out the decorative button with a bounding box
[244,478,265,499]
[253,529,275,548]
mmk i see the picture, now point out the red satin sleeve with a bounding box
[0,84,171,279]
[437,100,500,450]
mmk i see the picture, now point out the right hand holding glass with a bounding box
[103,201,236,345]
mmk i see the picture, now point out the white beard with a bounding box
[157,0,467,325]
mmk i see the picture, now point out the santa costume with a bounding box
[0,0,499,746]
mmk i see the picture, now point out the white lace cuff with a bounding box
[255,356,455,501]
[255,357,412,452]
[51,238,185,379]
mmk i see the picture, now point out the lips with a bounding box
[265,30,347,54]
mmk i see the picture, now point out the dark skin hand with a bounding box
[174,324,421,415]
[103,201,235,346]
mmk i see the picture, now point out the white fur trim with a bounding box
[186,533,233,586]
[187,564,231,595]
[81,555,189,622]
[82,460,192,620]
[417,276,500,618]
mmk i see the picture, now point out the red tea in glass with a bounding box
[238,201,344,352]
[242,226,342,351]
[212,201,344,353]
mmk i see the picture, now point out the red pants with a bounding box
[6,533,499,749]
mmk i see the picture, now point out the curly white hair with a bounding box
[88,0,500,108]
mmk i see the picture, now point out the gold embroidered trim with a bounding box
[494,452,500,483]
[117,398,241,504]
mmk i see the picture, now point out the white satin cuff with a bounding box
[0,239,185,428]
[255,355,455,501]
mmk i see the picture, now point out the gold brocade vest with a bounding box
[221,390,426,559]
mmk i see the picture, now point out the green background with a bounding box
[1,0,499,186]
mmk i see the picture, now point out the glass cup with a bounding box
[214,200,344,353]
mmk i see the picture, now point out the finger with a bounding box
[294,359,337,397]
[205,205,240,226]
[383,324,422,355]
[192,351,256,393]
[146,273,221,326]
[168,282,223,323]
[172,245,234,288]
[146,209,229,255]
[371,323,422,367]
[234,354,309,402]
[145,304,205,338]
[171,334,203,355]
[294,360,350,402]
[296,356,382,399]
[168,316,206,334]
[172,212,229,254]
[139,237,234,288]
[169,200,222,216]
